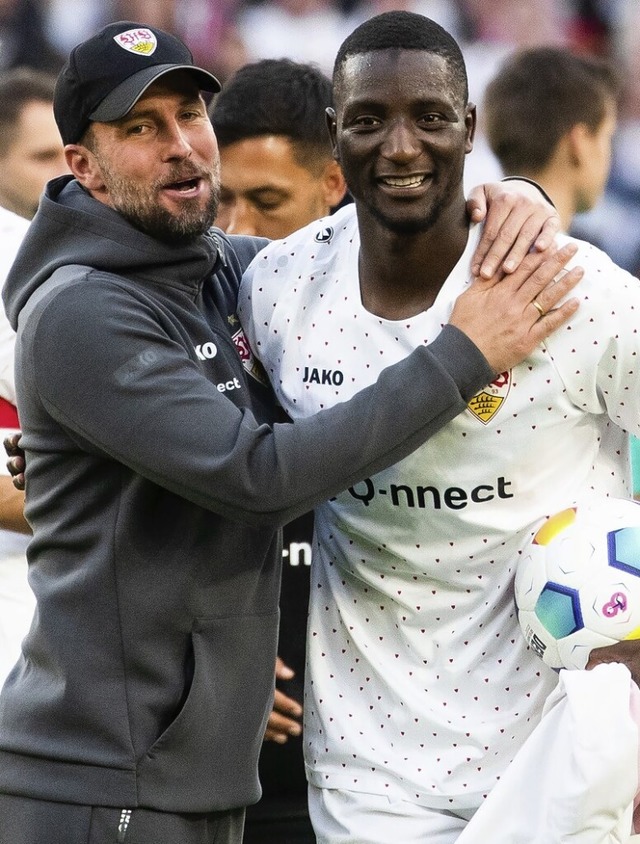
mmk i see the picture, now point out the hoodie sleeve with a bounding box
[18,271,494,527]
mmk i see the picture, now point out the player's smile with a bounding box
[329,48,475,235]
[377,172,432,192]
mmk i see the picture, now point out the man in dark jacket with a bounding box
[0,20,580,844]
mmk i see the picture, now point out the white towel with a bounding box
[455,663,640,843]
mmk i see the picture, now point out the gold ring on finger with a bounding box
[532,299,546,318]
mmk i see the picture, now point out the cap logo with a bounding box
[113,28,157,56]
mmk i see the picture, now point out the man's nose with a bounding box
[381,118,422,162]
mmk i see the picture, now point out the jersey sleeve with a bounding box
[543,237,640,436]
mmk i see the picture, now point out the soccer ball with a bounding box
[514,497,640,670]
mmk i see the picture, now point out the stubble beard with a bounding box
[99,160,220,246]
[368,199,445,236]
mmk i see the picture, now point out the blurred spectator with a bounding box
[565,0,614,56]
[236,0,350,77]
[0,66,67,220]
[0,62,67,686]
[0,0,64,71]
[482,42,640,501]
[0,204,32,686]
[483,46,620,231]
[348,0,462,35]
[570,0,640,277]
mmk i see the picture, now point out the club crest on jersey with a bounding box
[314,226,334,244]
[467,370,511,424]
[232,325,269,386]
[113,28,157,55]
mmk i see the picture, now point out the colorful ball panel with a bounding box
[514,497,640,669]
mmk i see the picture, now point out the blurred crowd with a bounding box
[1,0,640,267]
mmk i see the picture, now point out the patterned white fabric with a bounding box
[238,203,640,812]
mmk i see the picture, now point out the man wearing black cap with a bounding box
[0,19,580,844]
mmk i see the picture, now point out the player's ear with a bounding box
[465,102,477,154]
[567,123,590,168]
[320,159,348,209]
[326,107,339,163]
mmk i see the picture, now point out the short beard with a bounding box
[91,141,220,245]
[117,182,220,246]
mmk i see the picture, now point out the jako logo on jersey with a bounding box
[113,28,157,55]
[467,370,511,424]
[314,226,334,244]
[195,341,218,360]
[303,367,344,386]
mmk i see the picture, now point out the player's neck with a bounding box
[526,169,572,233]
[357,211,470,320]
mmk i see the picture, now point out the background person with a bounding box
[482,46,620,234]
[0,67,68,221]
[0,65,68,685]
[210,57,348,240]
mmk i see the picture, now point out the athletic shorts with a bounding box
[308,785,476,844]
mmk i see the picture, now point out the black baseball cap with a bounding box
[54,21,221,145]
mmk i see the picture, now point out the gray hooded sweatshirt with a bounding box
[0,175,493,813]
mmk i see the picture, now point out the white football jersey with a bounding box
[238,204,638,810]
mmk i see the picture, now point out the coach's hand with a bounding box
[467,179,561,280]
[449,241,581,374]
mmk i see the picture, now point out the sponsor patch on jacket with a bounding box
[232,325,269,386]
[467,370,510,424]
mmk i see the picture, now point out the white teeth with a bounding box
[381,175,426,188]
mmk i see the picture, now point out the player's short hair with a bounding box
[483,47,621,175]
[209,58,334,173]
[333,10,468,106]
[0,66,57,155]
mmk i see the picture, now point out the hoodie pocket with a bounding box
[136,611,279,813]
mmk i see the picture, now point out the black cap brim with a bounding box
[90,64,221,123]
